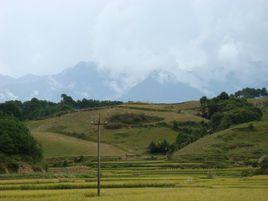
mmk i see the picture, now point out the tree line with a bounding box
[234,87,267,98]
[0,94,122,120]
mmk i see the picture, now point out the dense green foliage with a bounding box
[200,92,262,131]
[61,94,122,109]
[0,94,122,120]
[173,121,208,149]
[106,113,163,129]
[0,115,42,162]
[148,139,173,154]
[149,90,264,155]
[259,155,268,171]
[148,121,208,154]
[0,98,73,120]
[235,87,268,98]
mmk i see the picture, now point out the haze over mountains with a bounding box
[0,61,267,103]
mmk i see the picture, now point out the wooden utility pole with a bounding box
[91,112,107,196]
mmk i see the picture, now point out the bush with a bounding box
[174,122,208,149]
[200,92,262,131]
[108,113,163,125]
[240,169,256,177]
[0,115,42,162]
[148,139,172,154]
[104,122,123,129]
[258,155,268,170]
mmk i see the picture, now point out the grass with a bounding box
[171,107,268,166]
[26,102,204,157]
[32,131,125,158]
[26,101,268,166]
[0,158,267,200]
[0,167,267,200]
[0,188,267,201]
[1,100,268,200]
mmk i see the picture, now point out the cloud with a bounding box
[0,0,268,94]
[89,0,268,93]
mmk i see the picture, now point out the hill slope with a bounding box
[27,99,268,166]
[27,102,203,158]
[171,106,268,167]
[32,131,125,158]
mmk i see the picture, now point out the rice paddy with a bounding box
[0,160,267,201]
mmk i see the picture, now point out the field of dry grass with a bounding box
[27,102,203,157]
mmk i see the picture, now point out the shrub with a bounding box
[240,169,256,177]
[258,155,268,170]
[104,122,123,129]
[108,113,163,125]
[0,115,42,162]
[148,139,172,154]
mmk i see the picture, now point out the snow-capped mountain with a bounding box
[0,61,267,103]
[121,71,204,103]
[0,62,118,102]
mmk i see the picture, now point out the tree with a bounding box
[200,96,208,118]
[217,92,229,100]
[0,101,22,120]
[148,139,171,154]
[261,88,268,97]
[234,87,267,98]
[61,94,76,107]
[0,116,42,162]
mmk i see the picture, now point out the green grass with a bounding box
[0,166,267,200]
[0,188,267,201]
[26,101,268,166]
[1,101,268,200]
[171,107,268,166]
[27,103,203,157]
[32,132,125,158]
[0,158,267,200]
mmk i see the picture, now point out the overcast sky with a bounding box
[0,0,267,91]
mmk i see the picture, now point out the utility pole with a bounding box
[91,112,107,197]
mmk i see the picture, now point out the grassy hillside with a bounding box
[27,98,268,166]
[27,102,203,157]
[32,131,125,157]
[171,106,268,167]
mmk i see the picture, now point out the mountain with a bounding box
[121,71,204,103]
[0,62,205,103]
[1,61,266,103]
[0,62,118,102]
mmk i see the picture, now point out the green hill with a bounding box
[27,102,203,158]
[26,99,268,167]
[171,106,268,167]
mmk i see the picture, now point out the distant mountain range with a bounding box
[0,61,266,103]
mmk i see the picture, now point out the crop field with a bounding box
[0,160,267,201]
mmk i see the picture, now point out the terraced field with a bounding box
[0,160,267,201]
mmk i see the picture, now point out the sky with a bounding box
[0,0,268,92]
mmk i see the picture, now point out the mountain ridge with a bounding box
[0,61,267,103]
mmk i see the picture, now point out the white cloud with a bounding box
[0,0,267,93]
[218,37,239,64]
[89,0,268,93]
